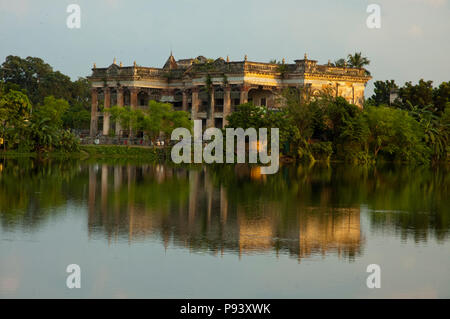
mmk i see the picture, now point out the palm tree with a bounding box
[347,52,370,68]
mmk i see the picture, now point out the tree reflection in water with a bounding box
[0,158,449,261]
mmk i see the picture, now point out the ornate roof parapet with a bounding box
[294,55,318,73]
[245,62,281,74]
[135,67,165,78]
[316,64,369,78]
[176,58,195,69]
[186,56,242,74]
[88,54,371,83]
[89,64,164,81]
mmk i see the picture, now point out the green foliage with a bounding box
[370,79,449,116]
[409,104,449,162]
[0,56,53,103]
[192,57,216,72]
[59,130,81,153]
[109,105,133,132]
[310,141,333,162]
[269,60,288,77]
[281,86,448,164]
[433,81,450,115]
[225,102,293,146]
[34,96,70,127]
[367,79,450,163]
[62,103,90,130]
[333,58,346,67]
[331,52,370,74]
[222,74,228,86]
[204,74,213,94]
[347,52,370,68]
[319,97,370,162]
[0,90,80,153]
[108,100,192,143]
[364,106,429,163]
[143,101,173,140]
[62,77,91,129]
[369,80,398,106]
[81,145,160,160]
[0,90,33,150]
[0,55,91,129]
[283,89,369,162]
[399,79,434,110]
[226,103,267,129]
[0,89,32,123]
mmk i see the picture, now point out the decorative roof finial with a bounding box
[304,53,308,60]
[133,61,137,67]
[93,63,96,69]
[119,61,123,67]
[328,60,331,66]
[282,58,285,64]
[113,57,117,65]
[226,55,230,63]
[244,55,248,62]
[344,60,347,68]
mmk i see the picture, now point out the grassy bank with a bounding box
[0,145,169,162]
[80,145,169,161]
[2,145,447,166]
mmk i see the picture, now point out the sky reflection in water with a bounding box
[0,159,449,298]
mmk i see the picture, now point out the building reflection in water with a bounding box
[87,164,363,261]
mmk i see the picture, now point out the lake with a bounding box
[0,158,449,298]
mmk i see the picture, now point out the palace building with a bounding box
[88,54,371,137]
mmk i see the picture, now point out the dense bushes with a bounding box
[108,100,191,143]
[0,90,80,153]
[226,86,450,164]
[364,106,428,162]
[0,55,91,130]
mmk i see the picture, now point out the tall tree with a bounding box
[369,80,398,106]
[432,81,450,115]
[0,55,91,114]
[347,52,370,68]
[399,79,434,110]
[108,101,191,144]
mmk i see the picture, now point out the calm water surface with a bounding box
[0,158,449,298]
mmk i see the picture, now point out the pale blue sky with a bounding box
[0,0,449,96]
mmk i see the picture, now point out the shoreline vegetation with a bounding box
[1,144,448,169]
[0,55,449,166]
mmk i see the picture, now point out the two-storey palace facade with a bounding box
[88,54,371,137]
